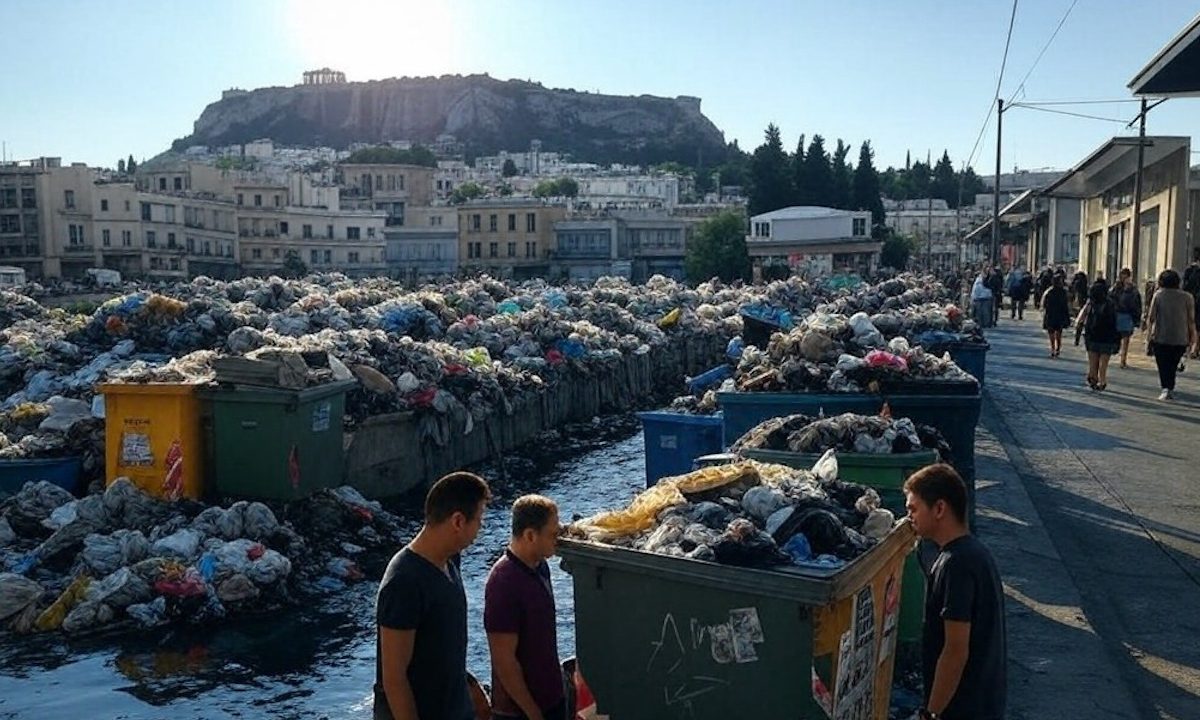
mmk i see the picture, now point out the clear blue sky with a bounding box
[3,0,1197,174]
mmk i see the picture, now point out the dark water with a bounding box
[0,420,649,720]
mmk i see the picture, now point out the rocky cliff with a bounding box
[177,75,729,166]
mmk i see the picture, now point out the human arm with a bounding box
[1074,303,1090,345]
[1146,294,1158,342]
[1188,295,1197,348]
[926,620,971,715]
[380,627,420,720]
[487,632,545,720]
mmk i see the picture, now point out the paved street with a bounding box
[975,309,1200,720]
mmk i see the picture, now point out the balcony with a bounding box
[63,244,95,253]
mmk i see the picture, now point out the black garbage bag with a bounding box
[712,518,789,568]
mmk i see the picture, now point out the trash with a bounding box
[88,566,151,609]
[150,529,203,561]
[35,575,91,631]
[0,518,14,547]
[325,557,365,581]
[4,481,75,537]
[126,596,168,627]
[731,413,938,457]
[0,573,42,622]
[215,573,260,603]
[81,530,150,576]
[352,365,395,394]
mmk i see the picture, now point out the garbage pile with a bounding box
[731,412,950,458]
[567,454,897,571]
[0,478,402,635]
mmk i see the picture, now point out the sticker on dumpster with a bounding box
[833,586,879,720]
[645,612,732,714]
[119,432,153,467]
[312,402,331,432]
[659,434,677,450]
[161,440,184,502]
[878,570,901,666]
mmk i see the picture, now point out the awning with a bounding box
[1129,13,1200,96]
[1041,136,1190,198]
[962,190,1038,243]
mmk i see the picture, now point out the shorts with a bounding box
[1085,340,1120,355]
[1116,312,1135,337]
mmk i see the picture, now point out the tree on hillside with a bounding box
[803,135,832,207]
[694,165,716,196]
[127,155,137,174]
[502,158,518,177]
[852,141,886,233]
[450,181,486,204]
[791,134,806,205]
[958,166,987,204]
[685,210,751,283]
[344,145,437,167]
[117,159,126,175]
[830,139,853,209]
[748,124,794,217]
[532,178,578,198]
[933,151,957,206]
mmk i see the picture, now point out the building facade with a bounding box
[338,163,436,226]
[746,206,879,278]
[458,201,566,279]
[385,206,459,281]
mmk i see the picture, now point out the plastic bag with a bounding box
[81,529,150,576]
[812,449,839,483]
[0,573,42,621]
[151,529,203,561]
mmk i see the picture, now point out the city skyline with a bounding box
[2,0,1198,174]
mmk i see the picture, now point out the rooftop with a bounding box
[752,206,866,221]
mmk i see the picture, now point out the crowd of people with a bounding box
[965,249,1200,401]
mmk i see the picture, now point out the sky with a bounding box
[3,0,1198,175]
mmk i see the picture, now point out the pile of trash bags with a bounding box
[566,453,897,571]
[731,412,951,457]
[0,478,402,635]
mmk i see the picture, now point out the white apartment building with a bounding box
[746,206,879,278]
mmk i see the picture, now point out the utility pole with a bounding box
[926,149,933,270]
[1131,97,1148,282]
[992,98,1003,266]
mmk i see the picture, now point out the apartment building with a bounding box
[457,201,566,279]
[746,206,879,278]
[385,206,459,281]
[337,163,436,226]
[238,206,386,277]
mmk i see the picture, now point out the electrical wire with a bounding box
[1007,103,1130,123]
[1006,0,1081,104]
[1014,99,1141,106]
[965,0,1020,171]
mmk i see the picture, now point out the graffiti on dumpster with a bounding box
[646,608,764,716]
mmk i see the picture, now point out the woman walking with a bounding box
[1111,268,1143,368]
[971,269,994,329]
[1041,274,1071,357]
[1071,271,1089,312]
[1075,279,1119,391]
[1147,269,1197,401]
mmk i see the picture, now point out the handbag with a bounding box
[1147,338,1157,356]
[1116,313,1135,334]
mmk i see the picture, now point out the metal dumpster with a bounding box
[638,412,726,488]
[99,382,208,500]
[559,522,916,720]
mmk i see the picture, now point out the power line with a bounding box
[1006,0,1080,105]
[1008,103,1131,123]
[965,0,1020,170]
[1015,99,1141,106]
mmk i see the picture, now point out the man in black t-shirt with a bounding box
[904,464,1006,720]
[375,472,492,720]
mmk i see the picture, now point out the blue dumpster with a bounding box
[716,392,982,524]
[947,343,989,386]
[0,457,83,496]
[638,412,726,487]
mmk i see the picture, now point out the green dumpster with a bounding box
[202,380,354,501]
[740,448,935,651]
[559,522,916,720]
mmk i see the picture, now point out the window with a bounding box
[349,251,360,263]
[507,242,516,257]
[397,175,405,191]
[347,226,360,240]
[237,194,244,206]
[100,199,109,212]
[102,229,111,246]
[173,177,183,191]
[124,200,130,212]
[368,227,376,238]
[146,230,157,248]
[302,224,313,239]
[272,247,280,259]
[375,174,383,191]
[253,248,263,260]
[186,237,195,253]
[489,242,498,258]
[0,215,19,233]
[64,190,76,209]
[472,241,481,259]
[164,205,175,223]
[141,203,151,221]
[508,214,516,231]
[68,224,82,245]
[852,218,867,236]
[254,194,262,207]
[489,214,498,232]
[327,225,334,239]
[158,178,167,191]
[23,189,37,209]
[274,195,281,207]
[310,249,320,264]
[0,189,13,209]
[471,214,481,232]
[324,250,331,264]
[169,258,180,271]
[525,241,535,258]
[167,232,176,248]
[279,221,289,235]
[429,215,441,227]
[122,230,132,247]
[150,257,160,269]
[204,241,211,256]
[526,213,536,232]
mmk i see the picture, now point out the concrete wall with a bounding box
[344,333,726,498]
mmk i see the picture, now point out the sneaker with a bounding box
[1159,389,1171,401]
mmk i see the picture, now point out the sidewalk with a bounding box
[977,310,1200,720]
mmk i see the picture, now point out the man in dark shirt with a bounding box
[904,463,1006,720]
[375,472,491,720]
[484,495,565,720]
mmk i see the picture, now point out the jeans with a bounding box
[992,296,1002,323]
[1010,299,1026,319]
[972,299,993,328]
[1154,343,1187,390]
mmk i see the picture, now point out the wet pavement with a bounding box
[0,418,649,719]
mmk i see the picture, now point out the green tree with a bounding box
[498,182,514,197]
[556,177,579,198]
[126,155,137,174]
[748,124,795,217]
[685,210,751,283]
[502,158,519,177]
[344,145,437,167]
[957,166,987,206]
[281,250,308,279]
[791,133,806,204]
[830,139,853,209]
[117,159,126,174]
[532,178,578,198]
[933,151,957,206]
[654,161,691,175]
[450,181,485,204]
[852,141,886,232]
[880,234,916,269]
[803,135,832,207]
[694,165,716,196]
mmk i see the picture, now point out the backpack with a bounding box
[1086,300,1116,337]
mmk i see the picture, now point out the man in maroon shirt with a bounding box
[484,495,565,720]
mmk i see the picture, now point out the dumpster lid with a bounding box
[97,381,209,396]
[637,410,724,426]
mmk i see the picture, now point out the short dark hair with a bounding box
[1089,279,1109,304]
[1159,269,1181,289]
[511,494,558,537]
[904,463,967,523]
[425,472,491,524]
[1119,267,1132,279]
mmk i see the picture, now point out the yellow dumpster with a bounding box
[99,382,207,500]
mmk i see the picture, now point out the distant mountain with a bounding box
[174,74,731,167]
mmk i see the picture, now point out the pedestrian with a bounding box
[1074,279,1119,391]
[971,269,994,329]
[485,495,565,720]
[1034,266,1053,310]
[1147,269,1197,401]
[1110,268,1143,369]
[1070,271,1089,313]
[1006,267,1032,320]
[904,464,1006,720]
[987,266,1005,325]
[1041,273,1070,358]
[375,472,492,720]
[1184,250,1200,359]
